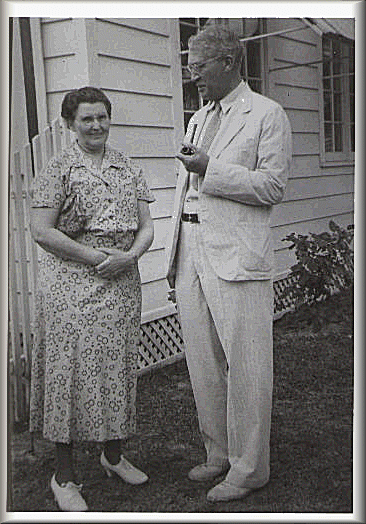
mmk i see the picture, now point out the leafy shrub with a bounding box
[280,220,354,310]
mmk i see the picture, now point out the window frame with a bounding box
[319,33,355,166]
[178,18,266,132]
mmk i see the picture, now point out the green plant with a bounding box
[280,221,354,310]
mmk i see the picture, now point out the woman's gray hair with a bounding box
[188,25,243,67]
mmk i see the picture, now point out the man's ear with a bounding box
[223,55,235,72]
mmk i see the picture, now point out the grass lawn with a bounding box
[8,288,353,513]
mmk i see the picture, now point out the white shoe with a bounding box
[101,451,148,485]
[207,479,252,502]
[50,473,88,511]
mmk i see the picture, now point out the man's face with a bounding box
[188,49,228,102]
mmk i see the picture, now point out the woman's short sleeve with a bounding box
[135,167,156,203]
[31,157,66,209]
[124,156,155,203]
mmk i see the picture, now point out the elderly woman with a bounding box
[29,86,155,511]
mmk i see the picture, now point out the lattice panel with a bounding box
[138,313,185,371]
[273,273,298,316]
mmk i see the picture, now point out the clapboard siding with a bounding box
[98,56,173,95]
[284,174,354,202]
[41,18,91,122]
[97,18,169,36]
[291,155,320,178]
[41,18,84,56]
[104,91,174,126]
[270,37,319,66]
[273,211,354,251]
[149,188,176,220]
[108,127,175,158]
[285,109,319,133]
[273,66,319,88]
[38,17,354,307]
[95,20,170,65]
[272,193,354,228]
[291,132,320,155]
[44,56,91,92]
[275,84,319,111]
[267,18,354,276]
[129,157,178,189]
[268,18,319,44]
[94,19,180,318]
[141,279,171,315]
[139,249,167,284]
[149,217,173,250]
[39,18,182,320]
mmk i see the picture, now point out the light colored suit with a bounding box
[166,82,292,287]
[165,82,292,489]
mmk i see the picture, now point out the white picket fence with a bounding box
[9,120,72,423]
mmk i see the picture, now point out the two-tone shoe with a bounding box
[100,451,148,485]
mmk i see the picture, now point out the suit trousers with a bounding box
[175,221,273,488]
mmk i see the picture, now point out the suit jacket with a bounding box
[165,82,292,288]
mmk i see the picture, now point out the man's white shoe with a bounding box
[50,473,88,511]
[101,451,148,485]
[188,462,230,482]
[207,479,252,502]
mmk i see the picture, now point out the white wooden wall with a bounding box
[39,17,184,320]
[266,18,354,276]
[36,17,355,296]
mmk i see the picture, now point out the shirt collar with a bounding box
[207,80,248,115]
[70,141,127,169]
[220,81,248,114]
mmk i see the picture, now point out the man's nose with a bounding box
[91,118,102,128]
[190,71,200,82]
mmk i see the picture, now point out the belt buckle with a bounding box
[182,212,199,223]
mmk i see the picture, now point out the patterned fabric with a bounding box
[29,142,155,443]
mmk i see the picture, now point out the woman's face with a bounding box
[70,102,111,153]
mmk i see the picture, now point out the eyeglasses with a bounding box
[187,56,224,76]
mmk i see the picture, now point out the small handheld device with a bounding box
[180,144,195,155]
[181,123,198,156]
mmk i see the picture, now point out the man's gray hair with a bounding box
[188,25,243,67]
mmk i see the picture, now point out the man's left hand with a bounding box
[176,143,209,176]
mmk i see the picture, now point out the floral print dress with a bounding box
[29,142,155,443]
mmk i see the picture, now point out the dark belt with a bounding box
[181,212,200,223]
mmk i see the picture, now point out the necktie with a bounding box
[200,102,222,153]
[189,103,222,193]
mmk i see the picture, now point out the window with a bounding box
[241,19,264,95]
[179,18,208,130]
[179,18,265,131]
[322,34,355,163]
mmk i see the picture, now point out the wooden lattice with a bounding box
[273,273,298,318]
[138,314,185,372]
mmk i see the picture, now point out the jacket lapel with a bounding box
[211,84,253,157]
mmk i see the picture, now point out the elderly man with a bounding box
[165,25,292,502]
